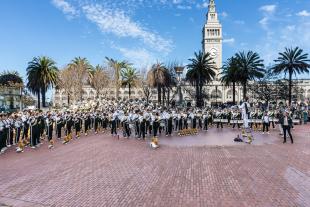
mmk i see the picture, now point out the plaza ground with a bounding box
[0,125,309,207]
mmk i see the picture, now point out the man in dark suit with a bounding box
[279,111,293,144]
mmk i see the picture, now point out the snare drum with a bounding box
[213,119,221,123]
[221,119,228,123]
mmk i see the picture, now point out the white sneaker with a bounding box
[7,145,11,147]
[16,148,23,153]
[31,146,36,149]
[262,132,265,134]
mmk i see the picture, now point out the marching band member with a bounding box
[111,110,118,137]
[94,112,100,134]
[101,113,108,133]
[46,114,55,149]
[139,112,146,139]
[0,113,6,154]
[7,114,14,147]
[239,97,250,129]
[203,110,208,131]
[179,111,184,131]
[153,112,160,137]
[84,113,91,136]
[215,109,223,129]
[74,114,82,139]
[56,113,63,140]
[166,110,173,136]
[14,114,22,146]
[29,113,39,148]
[63,113,73,144]
[262,111,270,134]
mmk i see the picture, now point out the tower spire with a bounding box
[206,0,218,23]
[209,0,216,13]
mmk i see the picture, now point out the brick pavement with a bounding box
[0,125,309,207]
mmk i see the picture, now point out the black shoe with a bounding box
[283,141,286,143]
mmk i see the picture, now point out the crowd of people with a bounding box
[0,98,307,154]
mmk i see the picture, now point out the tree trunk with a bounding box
[67,93,70,106]
[162,88,166,106]
[128,84,131,99]
[167,89,170,106]
[288,72,292,106]
[195,80,199,107]
[199,83,203,108]
[37,89,41,109]
[232,82,236,105]
[41,88,46,107]
[243,82,247,100]
[157,85,161,105]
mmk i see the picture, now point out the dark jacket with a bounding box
[279,116,293,128]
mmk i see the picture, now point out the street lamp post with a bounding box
[215,85,218,106]
[174,66,185,106]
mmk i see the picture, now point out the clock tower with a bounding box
[202,0,222,78]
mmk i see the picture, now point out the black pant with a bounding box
[57,126,62,138]
[0,131,6,150]
[263,123,269,132]
[153,123,159,137]
[140,125,146,139]
[283,126,293,143]
[203,119,208,130]
[217,122,223,128]
[15,127,21,143]
[111,120,117,135]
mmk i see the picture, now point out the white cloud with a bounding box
[223,38,235,44]
[173,0,182,4]
[177,5,192,10]
[220,12,228,18]
[113,46,156,68]
[258,5,277,30]
[259,4,277,14]
[82,4,173,54]
[296,10,310,17]
[259,17,268,27]
[51,0,78,18]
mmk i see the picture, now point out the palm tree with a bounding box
[105,57,130,100]
[147,62,170,105]
[272,47,310,105]
[186,51,216,107]
[235,51,265,100]
[121,66,139,99]
[26,56,58,108]
[68,57,93,101]
[220,57,240,105]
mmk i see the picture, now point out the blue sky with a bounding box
[1,0,310,80]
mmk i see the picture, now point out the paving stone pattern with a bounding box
[0,126,309,207]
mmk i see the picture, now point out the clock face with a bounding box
[209,47,218,58]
